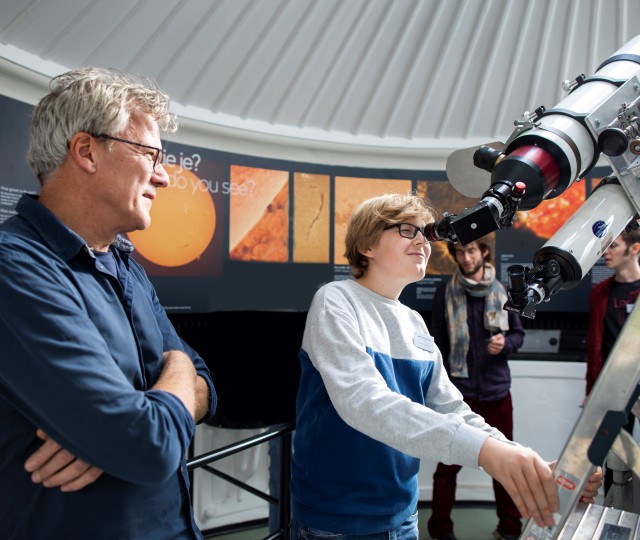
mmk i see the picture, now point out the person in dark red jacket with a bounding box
[585,226,640,494]
[427,236,524,540]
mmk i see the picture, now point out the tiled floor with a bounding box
[207,502,513,540]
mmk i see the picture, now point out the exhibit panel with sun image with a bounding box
[228,165,289,262]
[513,180,587,240]
[125,144,226,279]
[128,163,216,268]
[293,173,331,264]
[0,93,616,314]
[109,155,617,314]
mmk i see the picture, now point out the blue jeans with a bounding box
[290,511,418,540]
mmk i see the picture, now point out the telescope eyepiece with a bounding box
[473,145,504,172]
[507,264,527,294]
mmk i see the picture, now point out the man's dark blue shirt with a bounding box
[0,194,216,539]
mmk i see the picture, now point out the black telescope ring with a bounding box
[576,75,626,88]
[596,53,640,72]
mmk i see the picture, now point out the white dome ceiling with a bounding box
[1,0,639,168]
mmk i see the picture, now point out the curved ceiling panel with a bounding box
[1,0,639,167]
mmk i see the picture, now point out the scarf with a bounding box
[444,262,509,378]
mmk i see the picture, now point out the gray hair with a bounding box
[27,66,178,184]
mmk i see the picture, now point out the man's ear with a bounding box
[68,132,98,173]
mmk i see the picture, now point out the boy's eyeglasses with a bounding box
[93,134,163,171]
[383,223,432,241]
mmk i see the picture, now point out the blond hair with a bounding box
[345,193,436,278]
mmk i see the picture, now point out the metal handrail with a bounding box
[188,423,294,540]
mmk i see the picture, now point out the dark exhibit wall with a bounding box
[170,311,306,428]
[0,94,611,316]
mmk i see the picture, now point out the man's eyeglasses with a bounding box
[93,134,163,171]
[384,223,431,241]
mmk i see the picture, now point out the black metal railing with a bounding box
[188,423,294,540]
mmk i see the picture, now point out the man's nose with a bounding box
[153,163,170,187]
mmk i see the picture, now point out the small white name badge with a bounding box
[414,331,434,352]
